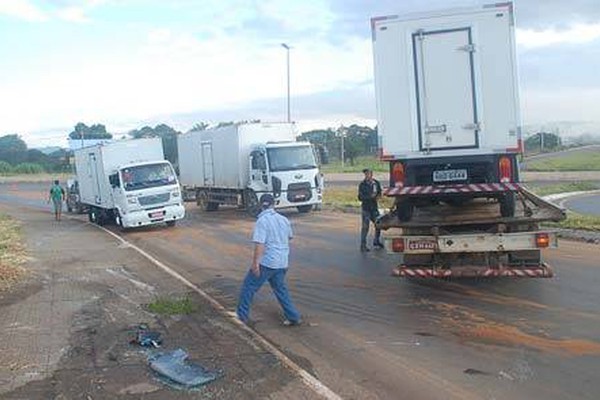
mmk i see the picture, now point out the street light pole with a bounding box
[281,43,291,123]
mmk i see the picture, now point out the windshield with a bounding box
[121,162,177,191]
[267,146,317,172]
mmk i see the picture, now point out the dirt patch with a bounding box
[0,214,27,292]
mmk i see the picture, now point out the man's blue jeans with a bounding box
[237,265,301,323]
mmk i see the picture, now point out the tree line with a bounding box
[0,121,380,175]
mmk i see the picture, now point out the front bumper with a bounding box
[121,204,185,228]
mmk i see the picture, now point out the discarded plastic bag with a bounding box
[149,348,218,387]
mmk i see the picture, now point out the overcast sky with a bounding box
[1,0,599,147]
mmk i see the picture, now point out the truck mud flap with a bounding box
[392,263,554,278]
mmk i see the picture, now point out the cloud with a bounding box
[55,6,90,23]
[0,0,48,22]
[517,23,600,49]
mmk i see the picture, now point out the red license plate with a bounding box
[150,211,164,218]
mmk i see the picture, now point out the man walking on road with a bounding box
[48,179,65,222]
[358,168,383,252]
[236,194,302,326]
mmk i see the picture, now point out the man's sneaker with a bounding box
[373,241,384,249]
[360,245,370,252]
[282,319,302,327]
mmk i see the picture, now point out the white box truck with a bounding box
[372,3,566,278]
[178,122,323,215]
[372,2,522,220]
[74,138,185,228]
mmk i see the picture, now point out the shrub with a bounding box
[12,163,45,174]
[0,161,12,174]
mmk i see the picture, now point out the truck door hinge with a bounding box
[462,122,481,131]
[457,44,476,52]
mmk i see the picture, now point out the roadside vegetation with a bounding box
[147,295,196,316]
[321,156,387,173]
[547,212,600,232]
[525,182,599,196]
[524,151,600,171]
[0,213,26,291]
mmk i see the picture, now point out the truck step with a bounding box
[392,263,554,278]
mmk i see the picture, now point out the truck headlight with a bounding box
[172,191,180,198]
[127,198,137,204]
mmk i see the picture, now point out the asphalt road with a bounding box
[563,193,600,216]
[1,182,599,400]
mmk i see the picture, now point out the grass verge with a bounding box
[323,187,394,210]
[321,156,388,174]
[546,212,600,232]
[147,295,196,315]
[525,182,599,196]
[0,173,71,184]
[0,213,27,291]
[525,152,600,171]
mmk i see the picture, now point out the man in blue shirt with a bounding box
[236,194,302,326]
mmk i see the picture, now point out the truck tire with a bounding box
[166,220,176,227]
[244,190,260,217]
[88,207,98,224]
[67,204,73,213]
[499,193,516,218]
[396,200,414,222]
[297,205,312,213]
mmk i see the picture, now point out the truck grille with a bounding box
[138,193,170,206]
[287,182,312,203]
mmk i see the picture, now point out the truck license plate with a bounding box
[433,169,467,182]
[150,211,164,218]
[408,239,437,251]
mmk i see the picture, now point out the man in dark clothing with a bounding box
[358,168,383,252]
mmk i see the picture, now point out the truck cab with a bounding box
[248,141,323,213]
[104,160,185,228]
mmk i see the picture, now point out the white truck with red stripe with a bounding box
[372,3,566,278]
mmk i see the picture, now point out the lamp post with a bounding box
[281,43,291,123]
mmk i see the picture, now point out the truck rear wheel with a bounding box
[297,205,312,213]
[499,193,516,218]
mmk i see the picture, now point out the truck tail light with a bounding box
[391,162,405,187]
[498,156,512,183]
[535,233,550,248]
[391,238,405,252]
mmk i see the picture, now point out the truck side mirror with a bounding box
[109,173,120,188]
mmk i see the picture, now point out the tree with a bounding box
[190,122,209,132]
[68,122,113,140]
[0,134,28,165]
[524,132,561,153]
[129,124,181,167]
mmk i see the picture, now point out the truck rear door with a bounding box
[88,153,102,204]
[413,27,479,151]
[201,142,214,186]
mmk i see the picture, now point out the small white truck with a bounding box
[372,3,566,278]
[177,122,323,215]
[74,138,185,228]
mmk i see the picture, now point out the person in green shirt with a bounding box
[48,180,65,221]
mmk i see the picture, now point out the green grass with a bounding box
[147,295,196,315]
[546,212,600,232]
[525,152,600,171]
[0,213,26,291]
[321,156,388,173]
[526,182,599,196]
[323,187,394,210]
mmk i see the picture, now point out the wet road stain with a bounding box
[426,301,600,356]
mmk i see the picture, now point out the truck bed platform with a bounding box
[378,186,566,230]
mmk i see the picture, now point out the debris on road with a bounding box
[149,348,219,388]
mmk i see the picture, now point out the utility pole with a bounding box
[281,43,291,123]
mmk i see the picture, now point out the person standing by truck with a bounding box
[358,168,384,252]
[236,194,302,326]
[48,179,65,221]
